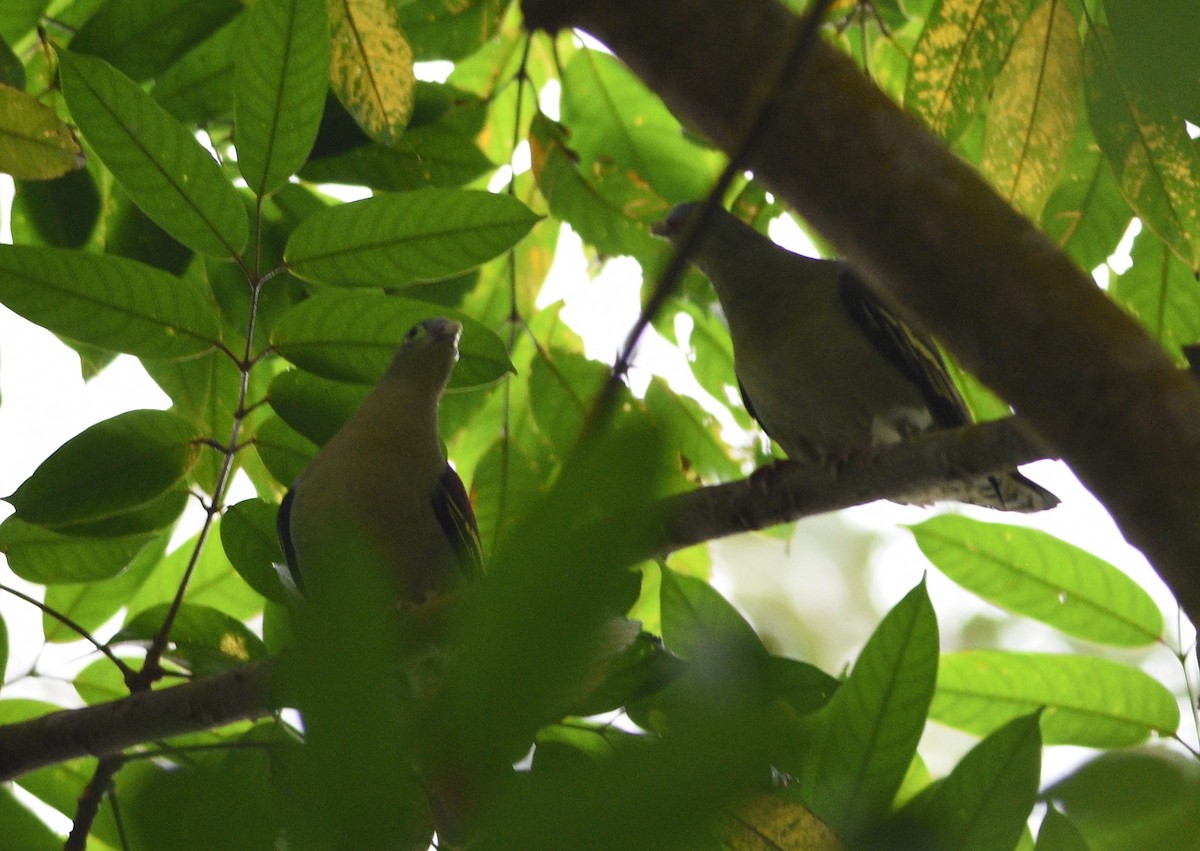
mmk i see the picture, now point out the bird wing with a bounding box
[432,462,484,581]
[836,268,972,429]
[275,488,305,595]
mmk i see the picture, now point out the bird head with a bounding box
[385,317,463,392]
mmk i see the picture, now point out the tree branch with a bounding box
[0,660,276,783]
[648,417,1053,560]
[522,0,1200,625]
[0,420,1057,785]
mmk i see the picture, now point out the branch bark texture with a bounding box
[523,0,1200,624]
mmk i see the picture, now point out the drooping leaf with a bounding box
[299,123,495,190]
[283,188,538,287]
[220,498,289,604]
[909,515,1162,646]
[235,0,329,196]
[932,651,1179,747]
[0,246,220,358]
[5,410,202,529]
[271,290,514,388]
[59,49,249,258]
[10,169,101,248]
[267,368,367,446]
[0,515,158,584]
[327,0,414,145]
[0,83,85,179]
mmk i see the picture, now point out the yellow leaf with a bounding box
[980,0,1081,219]
[716,792,843,851]
[0,84,85,180]
[327,0,415,145]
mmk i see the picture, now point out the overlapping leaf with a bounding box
[59,50,248,258]
[272,290,513,388]
[0,246,220,358]
[284,188,538,286]
[932,651,1179,747]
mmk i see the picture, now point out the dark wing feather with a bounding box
[432,463,485,581]
[275,488,305,595]
[836,268,971,428]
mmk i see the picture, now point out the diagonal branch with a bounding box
[522,0,1200,626]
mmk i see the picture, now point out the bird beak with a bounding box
[427,317,463,345]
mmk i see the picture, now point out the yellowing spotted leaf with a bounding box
[327,0,415,145]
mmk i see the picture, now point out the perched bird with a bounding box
[277,316,483,605]
[653,203,1058,512]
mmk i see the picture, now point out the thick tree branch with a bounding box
[0,660,276,783]
[0,421,1053,784]
[523,0,1200,625]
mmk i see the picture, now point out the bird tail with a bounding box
[975,470,1060,512]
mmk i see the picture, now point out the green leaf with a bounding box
[1040,116,1132,273]
[116,603,265,675]
[1106,0,1200,125]
[126,522,264,621]
[932,651,1179,747]
[529,111,668,262]
[528,349,611,460]
[327,0,414,145]
[1034,804,1090,851]
[255,415,317,488]
[59,50,248,258]
[1112,226,1200,365]
[560,49,717,204]
[979,0,1080,219]
[894,712,1042,851]
[804,580,940,836]
[1085,26,1200,266]
[43,538,166,643]
[644,377,739,482]
[469,437,548,559]
[271,290,514,388]
[70,0,241,82]
[0,246,220,358]
[220,499,288,604]
[267,368,367,446]
[659,567,765,661]
[399,0,504,61]
[5,410,202,528]
[152,16,242,124]
[905,0,1032,142]
[909,515,1162,646]
[0,83,85,179]
[0,786,60,851]
[11,169,101,248]
[235,0,329,196]
[0,515,158,583]
[0,1,47,46]
[284,188,538,287]
[299,123,495,190]
[1046,747,1200,850]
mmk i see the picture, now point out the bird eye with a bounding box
[405,324,421,341]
